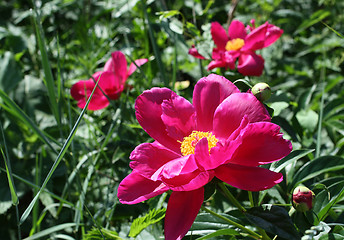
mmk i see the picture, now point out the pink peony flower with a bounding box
[189,20,283,76]
[70,51,148,110]
[117,74,292,240]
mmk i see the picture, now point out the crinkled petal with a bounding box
[128,58,149,76]
[70,79,109,110]
[193,74,240,131]
[135,88,181,153]
[215,164,283,191]
[161,94,196,141]
[188,45,206,59]
[165,188,204,240]
[152,155,213,191]
[117,170,169,204]
[129,141,180,179]
[229,122,292,166]
[237,52,265,76]
[211,22,228,50]
[228,20,247,40]
[213,93,270,139]
[242,22,268,51]
[263,24,283,48]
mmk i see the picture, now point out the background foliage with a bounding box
[1,0,344,239]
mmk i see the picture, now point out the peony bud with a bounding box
[292,186,315,212]
[251,82,271,102]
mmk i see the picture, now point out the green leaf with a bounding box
[296,109,319,132]
[245,205,300,240]
[23,223,77,240]
[270,149,314,173]
[295,10,331,34]
[0,51,22,92]
[194,229,239,240]
[289,156,344,191]
[84,227,123,240]
[129,208,166,238]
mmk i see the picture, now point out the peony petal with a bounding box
[111,51,128,85]
[165,188,204,240]
[70,79,109,110]
[237,52,265,76]
[117,170,169,204]
[213,92,270,139]
[92,71,124,100]
[188,45,206,59]
[161,94,196,141]
[207,60,228,71]
[211,22,229,50]
[229,122,292,166]
[135,87,181,153]
[242,22,268,51]
[228,20,247,40]
[128,58,149,76]
[193,74,240,131]
[215,164,283,191]
[129,141,180,179]
[263,24,283,48]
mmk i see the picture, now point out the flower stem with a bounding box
[218,182,246,212]
[201,206,262,240]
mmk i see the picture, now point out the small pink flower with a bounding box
[70,51,148,110]
[189,20,283,76]
[117,74,292,240]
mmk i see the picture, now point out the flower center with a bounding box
[225,38,245,51]
[180,131,219,156]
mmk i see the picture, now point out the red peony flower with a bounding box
[70,51,148,110]
[189,20,283,76]
[117,74,292,240]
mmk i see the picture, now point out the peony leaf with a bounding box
[129,208,166,238]
[245,205,300,240]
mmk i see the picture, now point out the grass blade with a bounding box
[31,3,61,126]
[19,76,101,225]
[0,89,58,154]
[23,223,78,240]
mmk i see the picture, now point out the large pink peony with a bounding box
[189,20,283,76]
[117,74,292,240]
[70,51,148,110]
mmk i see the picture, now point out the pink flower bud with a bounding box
[251,82,271,102]
[292,186,315,212]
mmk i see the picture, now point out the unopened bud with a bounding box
[292,186,315,212]
[251,82,271,102]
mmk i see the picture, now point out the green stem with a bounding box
[218,182,246,212]
[248,191,254,207]
[201,206,261,240]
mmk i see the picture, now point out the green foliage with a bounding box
[0,0,344,239]
[129,208,166,238]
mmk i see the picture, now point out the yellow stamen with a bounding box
[225,38,245,51]
[180,131,219,156]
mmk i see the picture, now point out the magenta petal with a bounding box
[237,52,265,76]
[242,22,268,51]
[110,51,128,85]
[135,88,181,153]
[161,94,196,141]
[230,122,292,166]
[207,60,227,71]
[213,93,270,139]
[165,188,204,240]
[70,79,109,110]
[92,71,123,100]
[193,74,240,131]
[264,24,283,48]
[128,58,148,76]
[188,45,206,60]
[117,170,169,204]
[211,22,229,50]
[228,20,247,40]
[129,141,180,179]
[215,164,283,191]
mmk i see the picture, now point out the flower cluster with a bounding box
[117,74,292,240]
[189,19,283,76]
[70,51,148,110]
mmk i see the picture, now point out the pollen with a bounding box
[180,131,219,156]
[225,38,245,51]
